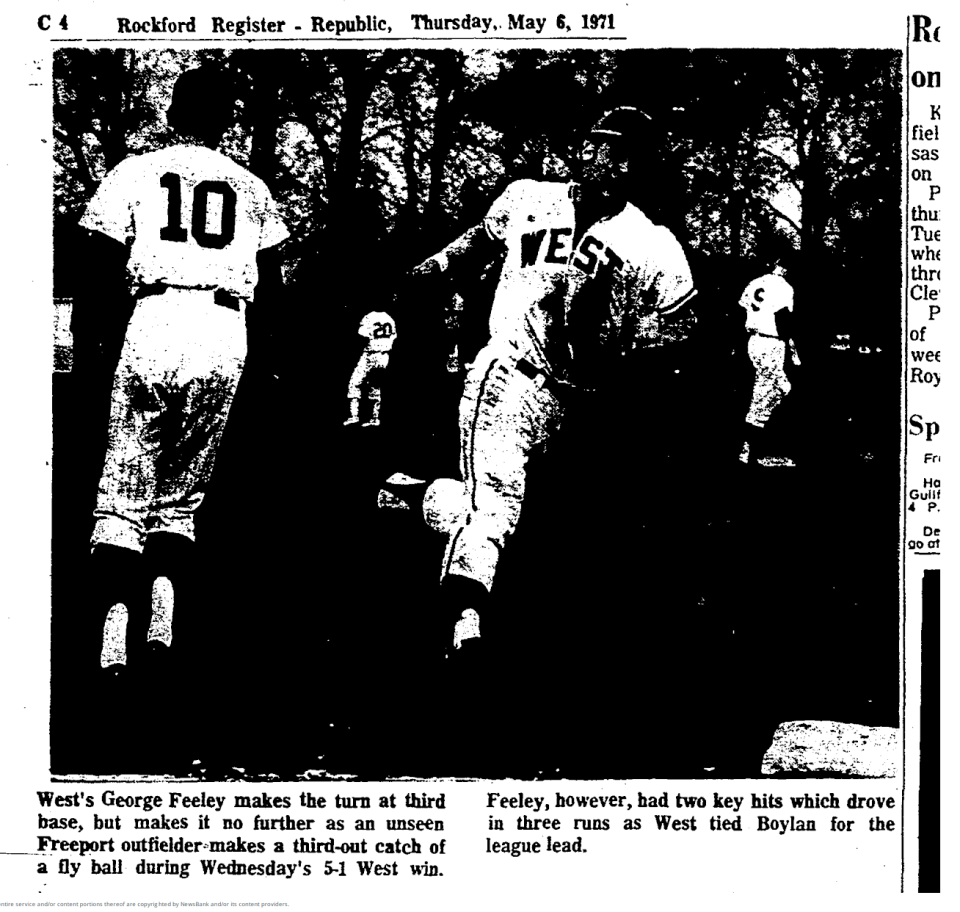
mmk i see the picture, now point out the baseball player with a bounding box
[344,311,396,427]
[80,67,289,677]
[737,262,800,465]
[413,107,696,656]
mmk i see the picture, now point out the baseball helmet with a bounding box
[588,105,656,151]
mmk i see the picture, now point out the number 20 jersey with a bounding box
[80,143,289,301]
[358,311,397,353]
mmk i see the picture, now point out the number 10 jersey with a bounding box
[80,143,289,302]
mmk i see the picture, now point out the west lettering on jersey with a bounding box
[571,236,604,275]
[520,227,623,279]
[520,230,546,267]
[543,228,573,265]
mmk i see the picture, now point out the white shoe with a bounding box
[100,603,128,669]
[453,609,481,650]
[343,417,360,426]
[362,418,381,428]
[147,576,174,648]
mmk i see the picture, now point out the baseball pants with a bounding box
[347,351,389,402]
[745,334,790,428]
[441,347,561,591]
[91,289,246,553]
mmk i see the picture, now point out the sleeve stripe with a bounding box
[661,286,697,315]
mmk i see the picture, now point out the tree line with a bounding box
[54,47,902,346]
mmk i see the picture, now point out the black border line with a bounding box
[76,36,628,44]
[50,41,899,49]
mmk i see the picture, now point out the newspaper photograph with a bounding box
[1,0,949,902]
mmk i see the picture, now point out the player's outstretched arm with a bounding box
[412,225,499,276]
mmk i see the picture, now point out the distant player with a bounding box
[344,311,396,427]
[413,107,696,656]
[737,262,800,465]
[80,67,289,677]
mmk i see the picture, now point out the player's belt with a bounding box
[136,284,241,311]
[749,331,782,341]
[516,358,564,398]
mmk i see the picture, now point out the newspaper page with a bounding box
[1,0,951,904]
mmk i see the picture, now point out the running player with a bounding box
[413,107,696,655]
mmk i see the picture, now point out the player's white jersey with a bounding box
[739,273,794,338]
[81,143,289,301]
[482,179,695,377]
[358,311,397,353]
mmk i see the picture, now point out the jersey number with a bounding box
[159,172,237,250]
[372,322,394,339]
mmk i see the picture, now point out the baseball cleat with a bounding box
[385,472,427,486]
[147,576,174,648]
[100,603,129,671]
[342,417,360,426]
[377,489,411,510]
[453,609,481,650]
[362,418,381,428]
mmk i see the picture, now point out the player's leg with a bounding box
[140,302,244,670]
[142,531,196,655]
[149,359,243,548]
[90,351,165,672]
[741,336,788,464]
[439,355,560,651]
[81,344,168,771]
[141,354,242,774]
[344,353,370,426]
[362,355,389,427]
[89,543,145,675]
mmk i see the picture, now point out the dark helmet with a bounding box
[589,105,654,145]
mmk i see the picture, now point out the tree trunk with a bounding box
[426,51,465,229]
[102,50,132,170]
[248,59,283,188]
[328,53,373,220]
